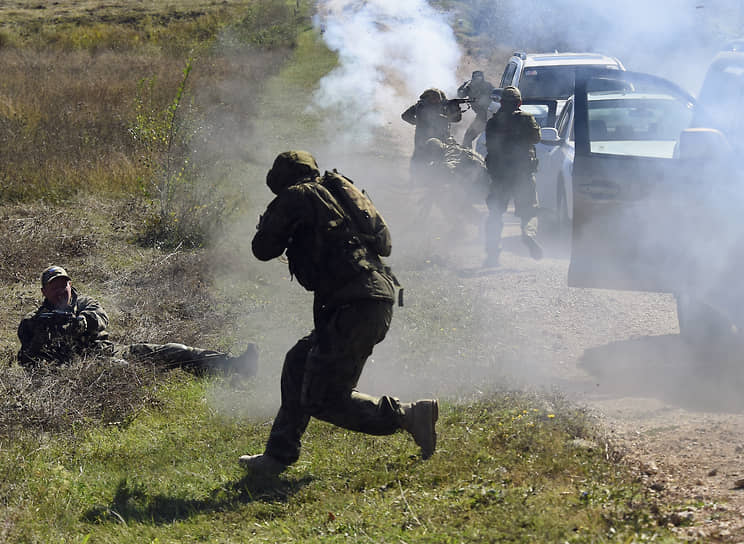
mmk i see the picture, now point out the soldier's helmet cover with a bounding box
[472,70,484,79]
[500,85,522,104]
[419,88,445,102]
[266,150,321,195]
[41,265,70,287]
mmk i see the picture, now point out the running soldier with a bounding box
[240,150,438,475]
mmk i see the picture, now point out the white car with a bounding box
[474,52,625,224]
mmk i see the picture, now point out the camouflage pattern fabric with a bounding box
[402,98,460,163]
[484,107,542,258]
[252,156,402,467]
[18,288,231,371]
[17,288,113,365]
[252,176,395,305]
[262,299,400,465]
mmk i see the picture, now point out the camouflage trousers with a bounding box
[485,172,539,258]
[113,342,226,372]
[264,298,402,466]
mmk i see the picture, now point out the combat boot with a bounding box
[225,343,259,377]
[523,234,543,260]
[401,399,439,460]
[238,453,287,475]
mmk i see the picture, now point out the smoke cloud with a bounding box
[310,0,461,151]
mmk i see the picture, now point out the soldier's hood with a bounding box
[266,151,321,195]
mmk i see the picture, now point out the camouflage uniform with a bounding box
[417,137,490,232]
[401,88,463,179]
[18,288,252,374]
[18,287,111,366]
[457,71,495,148]
[251,151,413,467]
[484,86,542,264]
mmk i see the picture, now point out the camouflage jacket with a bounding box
[485,109,541,176]
[17,288,112,366]
[252,177,395,306]
[402,100,460,155]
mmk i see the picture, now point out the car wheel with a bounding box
[675,293,736,347]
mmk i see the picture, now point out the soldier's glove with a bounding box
[72,315,87,335]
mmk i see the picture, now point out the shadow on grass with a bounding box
[82,472,313,525]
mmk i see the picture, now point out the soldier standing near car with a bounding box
[240,150,438,476]
[401,88,463,181]
[457,70,495,149]
[18,265,258,375]
[484,85,543,267]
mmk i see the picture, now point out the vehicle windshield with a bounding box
[520,65,619,99]
[587,92,694,158]
[521,104,550,126]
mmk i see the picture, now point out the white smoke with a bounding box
[310,0,461,150]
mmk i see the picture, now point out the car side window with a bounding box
[556,100,573,140]
[500,62,518,87]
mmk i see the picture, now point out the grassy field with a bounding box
[0,1,686,542]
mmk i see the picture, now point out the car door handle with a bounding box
[576,180,620,199]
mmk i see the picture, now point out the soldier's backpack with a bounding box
[319,169,392,258]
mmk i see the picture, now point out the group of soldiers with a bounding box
[401,71,543,266]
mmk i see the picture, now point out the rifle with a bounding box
[446,97,476,112]
[36,310,84,334]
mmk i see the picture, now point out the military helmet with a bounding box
[472,70,484,79]
[419,88,445,102]
[500,85,522,104]
[266,150,320,195]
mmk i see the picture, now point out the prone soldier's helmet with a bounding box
[266,150,321,195]
[419,88,445,103]
[500,85,522,104]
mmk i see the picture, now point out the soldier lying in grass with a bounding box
[17,265,258,376]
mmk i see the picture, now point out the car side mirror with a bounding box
[540,127,561,146]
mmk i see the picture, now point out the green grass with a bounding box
[0,381,672,543]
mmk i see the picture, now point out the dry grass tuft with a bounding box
[0,353,167,436]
